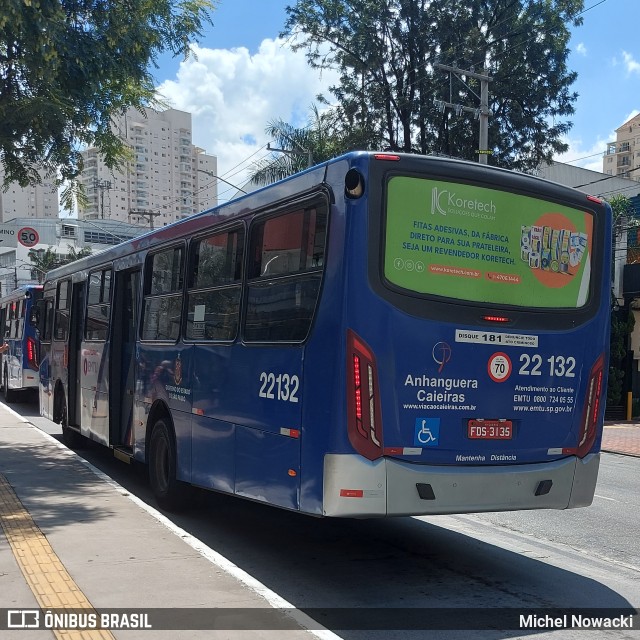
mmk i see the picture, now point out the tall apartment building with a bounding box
[0,166,59,222]
[603,113,640,181]
[79,107,218,226]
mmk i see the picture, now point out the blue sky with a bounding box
[153,0,639,199]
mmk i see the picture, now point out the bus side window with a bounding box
[141,246,184,341]
[8,301,17,339]
[42,299,54,342]
[85,269,112,341]
[186,227,244,342]
[0,306,6,340]
[54,280,71,341]
[244,203,328,342]
[17,299,25,339]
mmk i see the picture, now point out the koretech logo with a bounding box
[431,187,497,220]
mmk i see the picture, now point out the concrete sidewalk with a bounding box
[0,404,321,639]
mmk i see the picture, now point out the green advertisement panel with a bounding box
[384,176,594,308]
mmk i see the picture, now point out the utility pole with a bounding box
[93,178,112,218]
[434,63,493,164]
[129,209,161,230]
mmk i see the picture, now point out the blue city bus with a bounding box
[0,284,43,402]
[35,152,611,516]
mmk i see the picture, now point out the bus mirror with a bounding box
[30,300,43,334]
[29,307,39,327]
[345,169,365,199]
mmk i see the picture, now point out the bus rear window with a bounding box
[384,176,594,309]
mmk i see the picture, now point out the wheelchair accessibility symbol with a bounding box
[414,418,440,447]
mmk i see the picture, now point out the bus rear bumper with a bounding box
[323,453,600,517]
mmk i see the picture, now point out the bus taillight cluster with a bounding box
[26,337,38,371]
[347,330,383,460]
[576,353,605,458]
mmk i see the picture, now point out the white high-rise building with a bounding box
[0,167,59,222]
[79,107,218,226]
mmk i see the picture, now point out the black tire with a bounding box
[148,419,188,511]
[3,366,17,403]
[59,393,84,449]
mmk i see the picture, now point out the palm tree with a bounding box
[27,246,92,282]
[248,106,367,186]
[65,246,93,263]
[27,248,61,283]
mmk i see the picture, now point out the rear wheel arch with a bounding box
[55,380,84,449]
[144,401,173,463]
[147,405,190,511]
[53,380,66,424]
[3,364,15,402]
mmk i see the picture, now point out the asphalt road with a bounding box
[7,392,640,640]
[475,453,640,571]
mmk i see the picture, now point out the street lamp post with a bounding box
[267,140,313,169]
[196,169,247,195]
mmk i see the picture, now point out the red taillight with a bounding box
[576,353,605,458]
[373,153,401,161]
[26,337,38,371]
[347,330,383,460]
[482,315,511,323]
[353,355,363,423]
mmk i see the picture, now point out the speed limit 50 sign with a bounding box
[17,227,39,247]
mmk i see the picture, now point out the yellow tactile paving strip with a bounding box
[0,473,115,639]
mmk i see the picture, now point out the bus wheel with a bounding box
[3,366,16,403]
[59,394,84,449]
[149,419,187,511]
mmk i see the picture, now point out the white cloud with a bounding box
[575,43,587,56]
[156,39,338,199]
[555,136,610,173]
[623,109,640,122]
[622,51,640,74]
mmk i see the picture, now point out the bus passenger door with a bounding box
[109,268,140,449]
[0,306,6,381]
[68,282,85,427]
[38,296,55,421]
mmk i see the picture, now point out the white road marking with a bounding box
[594,494,619,502]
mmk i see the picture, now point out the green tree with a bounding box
[65,246,93,263]
[606,194,635,408]
[608,303,633,407]
[27,248,61,283]
[1,0,214,206]
[27,245,92,283]
[283,0,583,171]
[609,194,634,228]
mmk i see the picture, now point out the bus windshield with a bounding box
[384,176,594,309]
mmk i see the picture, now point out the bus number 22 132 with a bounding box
[518,354,576,378]
[259,372,300,403]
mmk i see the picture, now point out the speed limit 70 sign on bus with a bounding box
[17,227,39,247]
